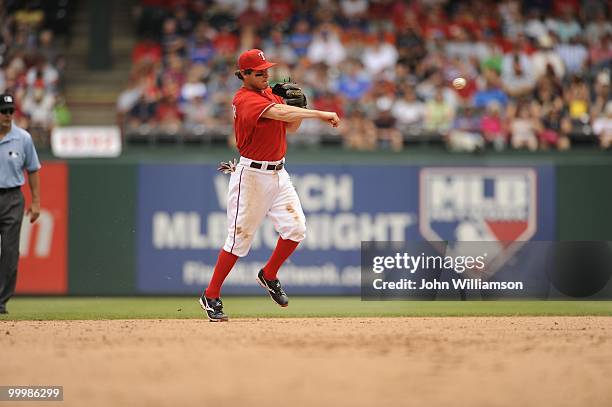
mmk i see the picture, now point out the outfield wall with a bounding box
[14,157,612,296]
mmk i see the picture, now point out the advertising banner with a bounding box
[137,164,555,295]
[16,161,68,294]
[51,126,122,158]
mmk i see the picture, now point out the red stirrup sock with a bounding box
[204,250,239,298]
[263,237,300,280]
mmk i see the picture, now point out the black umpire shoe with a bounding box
[199,295,229,322]
[257,269,289,307]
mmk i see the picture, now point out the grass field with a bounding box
[2,297,611,320]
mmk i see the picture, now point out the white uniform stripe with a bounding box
[230,167,245,254]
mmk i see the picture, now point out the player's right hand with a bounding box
[321,112,340,128]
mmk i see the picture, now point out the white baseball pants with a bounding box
[223,157,306,257]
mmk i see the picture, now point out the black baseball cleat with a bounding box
[257,269,289,307]
[199,295,229,322]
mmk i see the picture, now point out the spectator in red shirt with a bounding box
[132,36,162,66]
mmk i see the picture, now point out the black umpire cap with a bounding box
[0,94,15,109]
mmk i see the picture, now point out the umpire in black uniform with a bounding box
[0,94,41,314]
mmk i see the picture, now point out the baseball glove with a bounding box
[217,158,237,174]
[272,82,307,108]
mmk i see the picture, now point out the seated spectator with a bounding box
[182,93,217,136]
[127,78,161,131]
[213,24,239,59]
[480,101,507,151]
[117,79,144,126]
[591,71,611,119]
[395,23,426,70]
[25,56,59,92]
[524,9,549,41]
[565,75,591,134]
[339,108,377,151]
[132,35,163,66]
[417,70,458,110]
[180,64,206,104]
[532,34,565,80]
[448,105,484,152]
[307,23,346,67]
[592,101,612,150]
[391,87,425,134]
[238,0,265,27]
[162,52,187,89]
[589,33,612,69]
[479,33,504,74]
[21,86,55,147]
[263,28,298,67]
[361,32,399,77]
[288,20,313,59]
[339,0,369,24]
[373,97,403,152]
[531,76,570,150]
[539,103,571,150]
[267,0,294,25]
[548,7,581,43]
[473,69,509,109]
[301,62,332,98]
[38,29,63,70]
[509,103,539,151]
[334,59,371,102]
[501,47,536,98]
[52,95,71,127]
[187,22,216,65]
[160,17,186,58]
[585,13,612,45]
[155,91,183,136]
[173,3,195,37]
[424,85,455,135]
[555,36,589,76]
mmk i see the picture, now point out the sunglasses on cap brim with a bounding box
[0,108,14,115]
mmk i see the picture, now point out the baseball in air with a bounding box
[452,77,467,90]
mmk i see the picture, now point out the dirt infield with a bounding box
[2,317,611,407]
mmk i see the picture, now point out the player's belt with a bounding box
[0,186,20,194]
[250,162,284,171]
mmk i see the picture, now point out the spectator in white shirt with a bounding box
[532,34,565,80]
[555,36,589,75]
[361,33,398,76]
[307,24,346,67]
[501,47,536,97]
[391,87,425,133]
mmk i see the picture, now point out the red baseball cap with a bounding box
[238,49,276,71]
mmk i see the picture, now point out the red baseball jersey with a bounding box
[232,87,286,161]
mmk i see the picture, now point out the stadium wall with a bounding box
[15,154,612,295]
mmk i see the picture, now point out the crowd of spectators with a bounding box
[0,0,71,148]
[120,0,612,152]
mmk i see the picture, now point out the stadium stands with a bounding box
[0,0,71,148]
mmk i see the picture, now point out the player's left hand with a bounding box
[218,158,237,174]
[272,83,307,108]
[27,202,40,223]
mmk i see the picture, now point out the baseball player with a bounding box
[199,49,340,322]
[0,94,41,314]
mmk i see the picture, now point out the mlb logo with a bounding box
[419,168,537,244]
